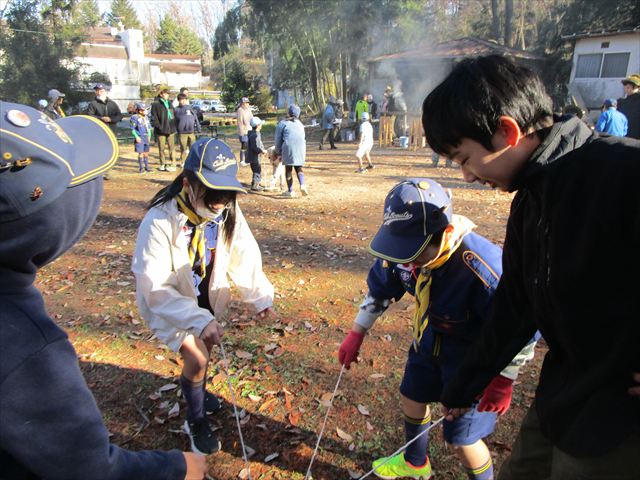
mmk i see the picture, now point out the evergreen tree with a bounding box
[73,0,102,27]
[106,0,140,30]
[0,0,81,105]
[156,14,203,56]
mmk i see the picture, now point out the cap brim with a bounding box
[196,171,246,194]
[57,115,118,186]
[368,227,432,264]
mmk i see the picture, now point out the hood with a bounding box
[512,117,595,190]
[0,179,103,289]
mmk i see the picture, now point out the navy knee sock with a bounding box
[466,458,494,479]
[403,413,431,467]
[180,375,205,423]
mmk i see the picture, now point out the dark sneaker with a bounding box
[366,164,375,170]
[205,391,222,414]
[184,418,221,454]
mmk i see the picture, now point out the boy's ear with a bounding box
[497,116,522,147]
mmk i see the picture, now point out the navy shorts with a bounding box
[399,330,498,446]
[134,138,150,153]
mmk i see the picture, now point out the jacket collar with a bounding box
[513,117,595,189]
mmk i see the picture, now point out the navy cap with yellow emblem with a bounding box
[0,101,118,223]
[369,178,453,263]
[184,137,245,193]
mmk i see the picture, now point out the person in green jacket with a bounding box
[355,93,369,140]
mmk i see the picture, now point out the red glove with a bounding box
[338,330,365,369]
[478,375,514,415]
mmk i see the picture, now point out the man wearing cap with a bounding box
[319,96,337,150]
[0,101,208,479]
[87,83,123,129]
[618,74,640,139]
[45,89,66,120]
[595,98,628,137]
[236,96,253,165]
[338,178,537,480]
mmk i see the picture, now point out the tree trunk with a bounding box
[340,52,348,106]
[491,0,500,42]
[504,0,513,47]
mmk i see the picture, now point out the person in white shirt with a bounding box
[356,111,375,173]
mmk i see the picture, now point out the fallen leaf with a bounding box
[357,404,370,416]
[158,383,178,392]
[167,402,180,418]
[235,350,254,360]
[366,421,374,431]
[336,427,353,442]
[258,397,279,413]
[264,452,279,462]
[248,394,262,402]
[369,373,385,379]
[238,468,250,479]
[288,410,301,426]
[348,469,362,479]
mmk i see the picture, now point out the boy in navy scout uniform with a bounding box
[0,101,207,479]
[130,102,152,173]
[338,178,537,480]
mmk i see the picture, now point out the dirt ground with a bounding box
[39,131,545,480]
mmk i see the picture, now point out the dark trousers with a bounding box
[320,128,335,148]
[499,403,640,480]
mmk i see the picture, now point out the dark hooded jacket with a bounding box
[86,97,123,127]
[0,181,186,480]
[441,117,640,457]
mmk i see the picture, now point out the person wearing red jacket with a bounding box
[339,178,538,480]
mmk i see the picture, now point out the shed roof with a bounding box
[368,37,542,63]
[561,26,640,41]
[159,63,201,74]
[77,44,128,60]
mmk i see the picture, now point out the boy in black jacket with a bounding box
[247,116,267,191]
[422,55,640,479]
[174,93,201,168]
[0,102,207,479]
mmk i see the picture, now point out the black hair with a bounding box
[422,55,553,156]
[180,87,189,93]
[177,93,187,101]
[147,171,236,244]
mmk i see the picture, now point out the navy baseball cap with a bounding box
[0,101,118,223]
[604,98,617,108]
[94,83,107,90]
[369,178,452,263]
[184,137,245,193]
[135,102,148,110]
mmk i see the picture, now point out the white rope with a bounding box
[303,364,346,480]
[219,342,252,480]
[356,416,445,480]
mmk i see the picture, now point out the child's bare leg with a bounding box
[448,439,493,479]
[364,151,373,167]
[356,154,364,170]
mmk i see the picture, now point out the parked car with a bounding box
[196,100,211,112]
[205,100,225,113]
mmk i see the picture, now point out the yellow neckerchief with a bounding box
[175,188,208,276]
[412,215,476,350]
[56,106,66,118]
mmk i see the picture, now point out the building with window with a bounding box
[75,27,204,110]
[564,28,639,118]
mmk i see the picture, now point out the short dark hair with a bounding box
[422,55,553,156]
[180,87,189,93]
[177,93,187,101]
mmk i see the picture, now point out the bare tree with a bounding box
[504,0,513,46]
[491,0,501,42]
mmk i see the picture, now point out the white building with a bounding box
[75,27,204,109]
[564,28,640,119]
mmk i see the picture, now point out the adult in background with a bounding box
[173,87,190,108]
[595,98,628,137]
[617,74,640,139]
[236,96,253,166]
[151,89,178,172]
[0,101,207,480]
[87,83,123,130]
[319,95,337,150]
[174,93,201,168]
[45,89,66,120]
[275,105,308,198]
[367,94,378,119]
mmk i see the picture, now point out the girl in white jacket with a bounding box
[132,138,274,455]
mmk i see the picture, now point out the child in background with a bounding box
[339,178,537,480]
[132,138,275,455]
[174,93,201,168]
[130,102,152,174]
[247,116,267,191]
[356,111,374,173]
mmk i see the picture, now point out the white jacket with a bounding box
[132,199,273,351]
